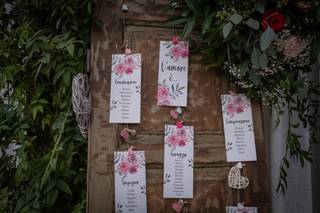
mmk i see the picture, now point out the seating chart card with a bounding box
[221,94,257,162]
[163,125,194,198]
[157,41,189,107]
[109,54,141,123]
[226,206,258,213]
[114,150,147,213]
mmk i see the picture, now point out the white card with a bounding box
[221,94,257,162]
[157,41,189,107]
[163,125,194,198]
[114,151,147,213]
[226,206,258,213]
[109,54,141,123]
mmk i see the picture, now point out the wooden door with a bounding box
[87,1,270,212]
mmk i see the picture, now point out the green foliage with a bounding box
[0,0,93,211]
[168,0,320,195]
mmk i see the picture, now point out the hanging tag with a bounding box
[172,199,186,213]
[170,110,179,119]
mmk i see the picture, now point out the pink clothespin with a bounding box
[172,36,180,45]
[172,199,187,213]
[120,128,136,140]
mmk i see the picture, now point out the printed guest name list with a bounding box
[221,94,257,162]
[109,54,141,123]
[163,125,194,198]
[114,150,147,213]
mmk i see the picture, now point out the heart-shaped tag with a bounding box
[172,200,183,213]
[170,110,179,119]
[125,48,132,54]
[228,163,249,189]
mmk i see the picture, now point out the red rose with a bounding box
[261,10,285,32]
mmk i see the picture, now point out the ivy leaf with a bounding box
[57,181,72,195]
[256,2,265,13]
[181,18,195,39]
[259,52,268,69]
[66,43,74,57]
[222,22,233,38]
[260,27,276,51]
[249,70,261,85]
[185,0,196,12]
[251,47,261,69]
[202,13,214,34]
[230,14,243,25]
[239,61,249,76]
[316,6,320,23]
[245,18,260,30]
[166,17,189,26]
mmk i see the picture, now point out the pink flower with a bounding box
[125,66,134,74]
[178,138,187,147]
[168,135,179,147]
[280,36,309,59]
[176,129,186,138]
[226,103,235,116]
[128,164,138,174]
[114,63,127,75]
[157,85,170,104]
[235,105,244,113]
[179,41,189,50]
[124,56,135,67]
[118,161,130,175]
[181,50,189,58]
[171,46,182,59]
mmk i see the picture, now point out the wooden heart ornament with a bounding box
[228,162,249,189]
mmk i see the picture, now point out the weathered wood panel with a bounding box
[88,1,270,212]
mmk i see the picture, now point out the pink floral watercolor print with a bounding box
[164,40,189,62]
[157,80,186,106]
[222,95,250,118]
[157,83,171,106]
[114,148,144,177]
[112,54,141,78]
[165,125,193,151]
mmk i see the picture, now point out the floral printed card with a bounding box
[157,41,189,107]
[109,54,141,123]
[221,94,257,162]
[114,150,147,213]
[163,125,194,198]
[226,206,258,213]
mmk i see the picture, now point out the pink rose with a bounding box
[124,56,135,67]
[118,161,130,175]
[178,138,187,147]
[181,50,189,58]
[281,36,309,59]
[176,120,183,129]
[114,63,127,75]
[226,103,235,115]
[176,129,186,138]
[125,66,134,74]
[168,135,179,147]
[128,164,138,174]
[157,85,170,103]
[235,105,244,114]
